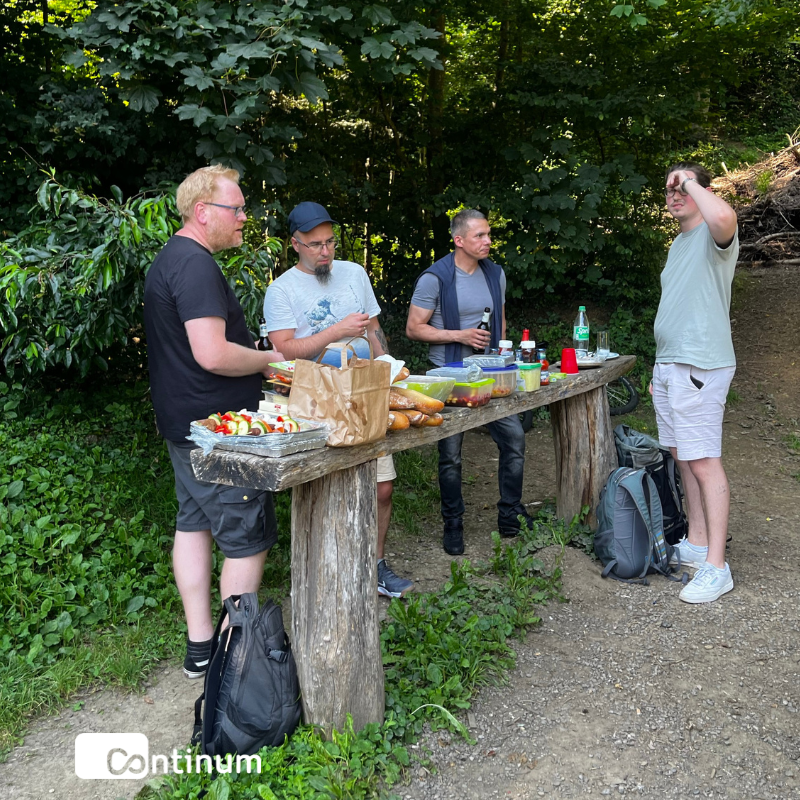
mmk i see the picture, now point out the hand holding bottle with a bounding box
[461,327,491,351]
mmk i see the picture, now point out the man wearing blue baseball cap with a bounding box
[263,202,413,599]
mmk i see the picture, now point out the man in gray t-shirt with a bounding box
[264,202,413,600]
[407,209,532,556]
[652,162,738,604]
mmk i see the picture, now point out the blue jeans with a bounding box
[437,413,528,530]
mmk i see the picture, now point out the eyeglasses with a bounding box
[204,202,247,217]
[294,236,337,254]
[663,187,688,199]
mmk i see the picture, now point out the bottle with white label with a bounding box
[572,305,589,358]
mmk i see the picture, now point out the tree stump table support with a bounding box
[550,384,618,527]
[290,460,384,735]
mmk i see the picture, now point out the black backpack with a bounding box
[192,594,302,758]
[613,424,688,546]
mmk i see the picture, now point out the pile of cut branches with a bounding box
[714,129,800,266]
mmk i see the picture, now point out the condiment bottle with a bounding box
[520,341,536,363]
[521,328,530,342]
[498,339,513,356]
[537,346,549,370]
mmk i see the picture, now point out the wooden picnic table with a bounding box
[192,355,635,735]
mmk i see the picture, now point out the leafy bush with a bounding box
[0,381,180,669]
[0,175,278,378]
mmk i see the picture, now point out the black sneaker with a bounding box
[443,519,465,555]
[183,637,213,679]
[377,560,413,598]
[498,513,534,538]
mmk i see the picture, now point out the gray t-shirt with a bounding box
[410,265,507,366]
[654,222,739,369]
[263,260,381,366]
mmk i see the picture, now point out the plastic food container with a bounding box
[445,378,495,408]
[428,364,483,382]
[394,376,456,403]
[267,361,295,380]
[482,365,519,398]
[464,353,515,369]
[519,363,542,392]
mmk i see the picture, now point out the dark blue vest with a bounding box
[416,252,504,365]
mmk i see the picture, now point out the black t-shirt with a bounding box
[144,235,262,441]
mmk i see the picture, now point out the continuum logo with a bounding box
[74,733,262,779]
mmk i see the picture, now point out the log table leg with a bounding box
[550,385,617,527]
[290,459,384,734]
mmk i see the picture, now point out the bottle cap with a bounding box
[579,305,586,311]
[499,340,512,349]
[521,329,530,341]
[520,340,536,349]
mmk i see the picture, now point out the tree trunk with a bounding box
[290,460,384,735]
[550,385,617,527]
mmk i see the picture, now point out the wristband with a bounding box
[681,177,697,193]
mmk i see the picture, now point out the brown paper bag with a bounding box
[289,337,390,447]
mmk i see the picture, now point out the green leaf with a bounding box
[7,481,24,499]
[126,596,145,614]
[124,85,162,113]
[295,73,328,104]
[181,65,215,91]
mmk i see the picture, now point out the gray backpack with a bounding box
[595,467,686,584]
[192,594,301,757]
[614,424,688,546]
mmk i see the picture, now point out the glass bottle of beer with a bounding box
[473,307,491,355]
[256,317,272,351]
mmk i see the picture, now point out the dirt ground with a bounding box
[3,265,800,799]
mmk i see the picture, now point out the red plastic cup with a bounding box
[561,347,579,374]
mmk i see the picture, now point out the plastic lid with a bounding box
[579,305,586,311]
[520,340,536,348]
[482,364,519,372]
[518,363,542,370]
[499,339,512,348]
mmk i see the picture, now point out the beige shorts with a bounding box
[653,362,735,461]
[377,454,396,482]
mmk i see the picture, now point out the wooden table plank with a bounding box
[191,355,636,491]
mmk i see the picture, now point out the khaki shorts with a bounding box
[377,454,396,482]
[653,362,735,461]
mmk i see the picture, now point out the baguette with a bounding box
[390,386,445,414]
[387,411,411,431]
[392,366,410,384]
[420,412,443,427]
[398,409,426,426]
[389,387,416,410]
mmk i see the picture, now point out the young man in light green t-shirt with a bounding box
[652,161,738,604]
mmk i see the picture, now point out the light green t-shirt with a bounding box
[654,221,739,369]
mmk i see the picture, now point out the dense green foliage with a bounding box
[0,177,277,376]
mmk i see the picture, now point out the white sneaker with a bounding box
[669,539,708,570]
[679,563,734,604]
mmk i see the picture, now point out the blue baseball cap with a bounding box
[288,202,338,235]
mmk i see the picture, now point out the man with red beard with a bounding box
[144,165,281,679]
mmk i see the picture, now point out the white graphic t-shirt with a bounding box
[263,260,381,366]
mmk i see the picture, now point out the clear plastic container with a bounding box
[427,364,483,382]
[482,365,519,398]
[518,363,542,391]
[394,376,456,403]
[445,378,495,408]
[463,353,515,368]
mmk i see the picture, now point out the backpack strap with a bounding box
[191,692,204,747]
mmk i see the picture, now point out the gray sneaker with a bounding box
[669,538,708,570]
[377,560,413,598]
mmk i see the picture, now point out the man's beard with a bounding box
[314,263,332,284]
